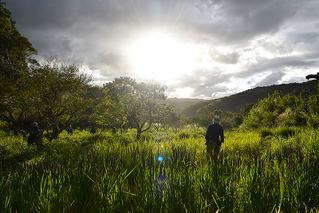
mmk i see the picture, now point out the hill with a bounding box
[165,98,205,112]
[176,80,319,117]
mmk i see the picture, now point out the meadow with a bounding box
[0,126,318,213]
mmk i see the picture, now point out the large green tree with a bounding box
[97,77,169,139]
[153,104,176,131]
[0,73,35,134]
[0,1,38,133]
[28,56,93,141]
[0,1,37,81]
[1,56,94,138]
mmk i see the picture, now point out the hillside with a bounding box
[177,80,319,117]
[165,98,205,112]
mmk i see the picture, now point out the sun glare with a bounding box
[127,33,200,82]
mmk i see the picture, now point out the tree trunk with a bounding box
[49,124,61,142]
[136,128,142,140]
[12,121,22,136]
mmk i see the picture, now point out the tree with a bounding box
[99,77,168,140]
[0,1,38,81]
[75,85,104,130]
[94,78,132,131]
[27,56,93,141]
[153,104,175,131]
[0,1,38,134]
[0,73,35,135]
[168,112,181,132]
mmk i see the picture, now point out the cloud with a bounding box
[210,51,240,64]
[5,0,319,99]
[186,0,302,44]
[97,52,127,70]
[254,71,285,87]
[237,56,318,78]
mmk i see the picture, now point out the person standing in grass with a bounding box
[3,126,10,134]
[67,125,73,135]
[24,122,40,146]
[90,126,96,134]
[205,116,224,163]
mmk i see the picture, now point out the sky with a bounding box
[5,0,319,99]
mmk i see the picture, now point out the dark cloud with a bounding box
[97,52,125,69]
[186,0,302,44]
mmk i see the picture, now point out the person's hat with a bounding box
[212,116,220,123]
[31,122,38,127]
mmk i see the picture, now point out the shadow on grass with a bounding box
[1,145,43,171]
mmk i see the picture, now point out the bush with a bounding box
[274,126,296,138]
[241,91,307,130]
[258,128,273,138]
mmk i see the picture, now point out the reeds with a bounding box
[0,128,318,212]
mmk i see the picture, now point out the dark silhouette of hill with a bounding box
[173,80,319,117]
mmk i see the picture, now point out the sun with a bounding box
[127,32,200,82]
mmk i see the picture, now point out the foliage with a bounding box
[0,1,38,135]
[0,70,37,135]
[96,77,173,139]
[26,56,94,141]
[0,1,37,81]
[0,55,94,139]
[241,91,308,129]
[194,108,243,130]
[178,81,319,118]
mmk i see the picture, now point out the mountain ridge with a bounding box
[167,80,319,117]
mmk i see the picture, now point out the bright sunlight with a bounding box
[127,32,204,82]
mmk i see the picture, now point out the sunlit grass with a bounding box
[0,127,318,212]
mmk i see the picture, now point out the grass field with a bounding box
[0,127,318,212]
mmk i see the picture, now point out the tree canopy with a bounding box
[0,1,37,81]
[95,77,172,139]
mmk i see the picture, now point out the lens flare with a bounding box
[157,156,163,161]
[153,173,170,198]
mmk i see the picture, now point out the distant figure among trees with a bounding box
[3,126,10,133]
[112,127,116,134]
[90,126,96,134]
[24,122,40,147]
[67,125,73,135]
[306,72,319,80]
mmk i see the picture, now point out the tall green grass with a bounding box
[0,127,318,212]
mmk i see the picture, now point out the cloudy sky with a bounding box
[5,0,319,99]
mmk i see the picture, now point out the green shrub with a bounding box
[178,132,191,139]
[258,128,273,138]
[241,91,306,130]
[307,114,319,128]
[274,126,296,138]
[138,132,153,141]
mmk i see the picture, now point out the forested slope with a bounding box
[178,80,319,117]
